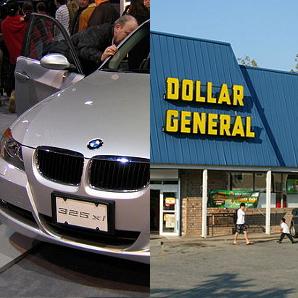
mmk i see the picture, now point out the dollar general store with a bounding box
[150,32,298,237]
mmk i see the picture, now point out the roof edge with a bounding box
[150,30,231,47]
[240,65,298,77]
[150,163,298,172]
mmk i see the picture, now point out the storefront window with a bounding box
[286,175,298,194]
[231,173,253,190]
[230,172,269,192]
[273,173,283,193]
[163,192,176,211]
[162,192,177,233]
[273,173,288,208]
[254,173,266,192]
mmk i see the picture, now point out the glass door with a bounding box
[160,187,179,236]
[151,181,180,236]
[150,189,160,233]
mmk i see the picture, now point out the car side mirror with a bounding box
[40,53,71,70]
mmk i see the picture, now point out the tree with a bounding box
[237,56,258,67]
[290,54,298,72]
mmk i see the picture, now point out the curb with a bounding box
[150,233,281,246]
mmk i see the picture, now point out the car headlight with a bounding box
[0,128,24,170]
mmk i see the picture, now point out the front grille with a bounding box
[89,156,150,191]
[36,147,84,185]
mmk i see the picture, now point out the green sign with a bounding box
[209,190,259,208]
[287,179,298,194]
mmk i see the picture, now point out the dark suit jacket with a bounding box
[87,2,119,28]
[71,23,113,74]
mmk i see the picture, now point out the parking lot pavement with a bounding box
[151,237,298,297]
[0,233,149,297]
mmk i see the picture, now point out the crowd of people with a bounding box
[0,0,150,112]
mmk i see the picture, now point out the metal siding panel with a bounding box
[241,68,280,167]
[150,34,162,162]
[151,32,292,167]
[287,76,298,165]
[280,74,297,165]
[244,67,298,167]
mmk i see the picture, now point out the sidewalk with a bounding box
[150,232,280,248]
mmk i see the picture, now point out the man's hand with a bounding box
[101,45,118,62]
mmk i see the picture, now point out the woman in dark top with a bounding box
[87,0,119,29]
[123,0,149,25]
[123,0,149,71]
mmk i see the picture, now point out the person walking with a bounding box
[277,218,295,244]
[233,203,253,245]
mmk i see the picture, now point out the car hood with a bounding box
[11,71,149,159]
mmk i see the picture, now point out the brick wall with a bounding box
[180,170,229,236]
[183,197,202,236]
[180,170,202,236]
[207,208,293,236]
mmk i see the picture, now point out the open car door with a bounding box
[15,13,84,115]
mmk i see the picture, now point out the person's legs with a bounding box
[278,233,286,243]
[234,224,241,244]
[244,230,250,244]
[234,231,239,244]
[286,233,294,243]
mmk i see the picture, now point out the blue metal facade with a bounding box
[151,31,298,168]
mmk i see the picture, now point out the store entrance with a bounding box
[150,189,160,233]
[150,182,180,236]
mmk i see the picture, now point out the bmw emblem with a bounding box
[87,139,103,150]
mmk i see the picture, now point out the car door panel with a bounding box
[15,57,84,115]
[15,13,83,115]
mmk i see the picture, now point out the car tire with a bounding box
[290,224,296,237]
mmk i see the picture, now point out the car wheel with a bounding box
[290,224,296,237]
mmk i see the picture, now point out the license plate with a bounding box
[55,196,109,232]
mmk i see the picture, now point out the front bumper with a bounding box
[0,150,149,264]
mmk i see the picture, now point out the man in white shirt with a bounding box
[233,203,252,245]
[55,0,70,36]
[278,218,294,244]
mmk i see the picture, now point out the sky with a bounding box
[151,0,298,72]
